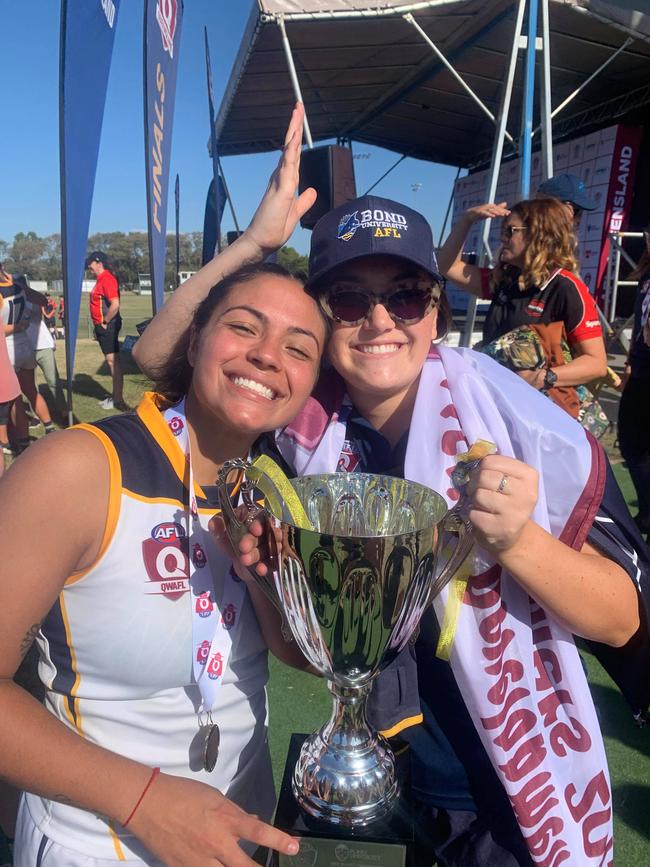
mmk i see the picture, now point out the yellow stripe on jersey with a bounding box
[65,424,122,586]
[58,593,84,736]
[136,392,206,500]
[108,821,127,861]
[379,713,423,739]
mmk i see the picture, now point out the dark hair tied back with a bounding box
[152,263,304,405]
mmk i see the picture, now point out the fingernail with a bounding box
[287,841,299,855]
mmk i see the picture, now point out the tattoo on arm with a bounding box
[19,623,42,660]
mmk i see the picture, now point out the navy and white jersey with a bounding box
[25,393,274,861]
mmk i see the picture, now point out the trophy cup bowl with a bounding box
[217,462,473,829]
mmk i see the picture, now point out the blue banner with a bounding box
[201,176,227,267]
[59,0,121,413]
[144,0,183,313]
[204,28,223,258]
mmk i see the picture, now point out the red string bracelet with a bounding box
[122,767,160,828]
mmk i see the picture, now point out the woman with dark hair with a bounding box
[135,105,648,866]
[0,253,326,864]
[618,223,650,540]
[438,198,607,402]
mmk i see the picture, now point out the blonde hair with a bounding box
[499,197,579,291]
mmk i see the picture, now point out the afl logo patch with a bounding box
[221,603,237,630]
[168,415,184,436]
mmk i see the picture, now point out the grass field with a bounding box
[5,292,649,864]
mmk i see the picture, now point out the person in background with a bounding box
[537,172,597,229]
[0,264,22,472]
[21,279,67,426]
[438,197,607,400]
[0,270,55,452]
[86,251,126,411]
[43,293,58,338]
[57,295,65,337]
[618,222,650,542]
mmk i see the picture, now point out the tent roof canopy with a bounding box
[214,0,650,168]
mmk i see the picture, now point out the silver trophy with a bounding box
[217,462,473,829]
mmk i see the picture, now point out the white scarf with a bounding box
[277,346,614,866]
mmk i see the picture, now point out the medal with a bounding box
[200,711,220,772]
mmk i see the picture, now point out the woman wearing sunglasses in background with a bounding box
[437,198,607,413]
[135,106,648,867]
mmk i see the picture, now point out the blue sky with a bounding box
[1,0,461,255]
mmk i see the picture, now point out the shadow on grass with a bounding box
[72,372,111,401]
[589,682,650,758]
[613,784,650,841]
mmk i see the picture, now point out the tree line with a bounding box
[0,231,308,290]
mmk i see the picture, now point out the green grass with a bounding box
[5,311,649,865]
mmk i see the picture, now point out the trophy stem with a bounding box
[292,680,399,827]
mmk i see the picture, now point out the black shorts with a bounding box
[0,398,15,426]
[94,316,122,355]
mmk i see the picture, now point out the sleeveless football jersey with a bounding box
[0,278,33,367]
[22,393,274,861]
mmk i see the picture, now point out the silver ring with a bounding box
[497,474,509,494]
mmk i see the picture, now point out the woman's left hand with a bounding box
[464,454,539,554]
[517,368,545,389]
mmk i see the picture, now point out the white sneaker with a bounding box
[99,397,114,410]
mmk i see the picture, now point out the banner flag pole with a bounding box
[59,0,121,426]
[175,173,180,287]
[204,27,223,257]
[143,0,184,314]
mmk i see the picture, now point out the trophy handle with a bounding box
[430,506,474,598]
[216,459,293,642]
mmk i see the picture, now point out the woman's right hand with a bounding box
[130,772,299,867]
[462,201,510,225]
[244,102,317,258]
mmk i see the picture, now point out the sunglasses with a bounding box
[319,282,440,326]
[501,225,527,240]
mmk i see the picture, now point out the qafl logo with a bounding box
[221,603,237,630]
[168,415,184,436]
[156,0,178,58]
[195,591,214,618]
[142,522,189,600]
[207,651,224,680]
[196,639,210,665]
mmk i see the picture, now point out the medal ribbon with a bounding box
[162,398,245,713]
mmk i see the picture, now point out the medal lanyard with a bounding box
[162,398,245,715]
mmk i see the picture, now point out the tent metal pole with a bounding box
[404,13,515,144]
[217,157,241,233]
[276,14,314,148]
[437,166,461,248]
[518,0,539,200]
[363,153,407,195]
[531,37,633,138]
[539,0,553,181]
[461,0,527,347]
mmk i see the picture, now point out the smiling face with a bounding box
[187,273,325,445]
[320,255,438,428]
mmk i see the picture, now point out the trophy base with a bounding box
[271,734,414,867]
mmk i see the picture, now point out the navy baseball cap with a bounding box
[307,195,443,287]
[85,251,110,268]
[537,174,596,211]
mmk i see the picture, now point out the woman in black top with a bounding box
[618,224,650,539]
[438,198,607,394]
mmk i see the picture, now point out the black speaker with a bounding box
[299,145,357,230]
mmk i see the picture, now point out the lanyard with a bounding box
[161,398,245,714]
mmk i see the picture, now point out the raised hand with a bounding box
[462,201,510,225]
[129,772,299,867]
[245,102,317,258]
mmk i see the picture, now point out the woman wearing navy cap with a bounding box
[135,104,648,867]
